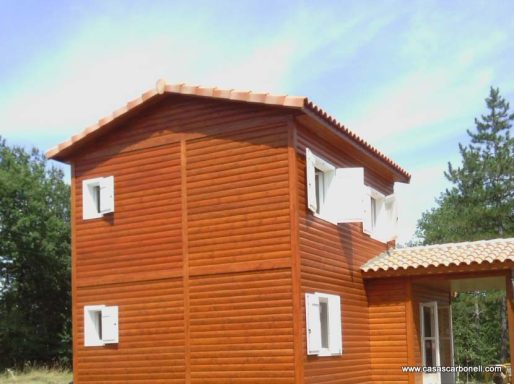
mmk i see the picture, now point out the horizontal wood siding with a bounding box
[71,98,296,382]
[366,278,409,384]
[74,143,182,285]
[186,124,291,273]
[185,121,295,380]
[75,278,185,383]
[295,124,393,383]
[189,270,295,383]
[74,97,289,163]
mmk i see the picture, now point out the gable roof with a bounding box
[46,79,410,181]
[362,238,514,274]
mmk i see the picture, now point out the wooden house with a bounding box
[47,80,514,384]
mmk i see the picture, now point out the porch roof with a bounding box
[362,238,514,275]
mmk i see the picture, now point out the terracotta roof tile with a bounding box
[45,79,411,180]
[361,238,514,273]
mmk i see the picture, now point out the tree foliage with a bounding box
[418,87,514,243]
[0,136,71,369]
[416,87,514,373]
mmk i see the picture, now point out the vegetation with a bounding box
[0,137,71,370]
[0,366,72,384]
[417,87,514,379]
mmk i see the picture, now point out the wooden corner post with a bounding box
[506,271,514,371]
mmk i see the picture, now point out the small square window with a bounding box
[82,176,115,220]
[84,305,119,347]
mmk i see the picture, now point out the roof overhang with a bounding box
[45,79,410,182]
[361,238,514,279]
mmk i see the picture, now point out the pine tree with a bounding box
[417,87,514,371]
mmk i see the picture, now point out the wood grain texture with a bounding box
[71,97,296,382]
[74,144,183,283]
[295,123,394,383]
[71,164,79,384]
[189,269,295,383]
[506,272,514,372]
[75,278,185,383]
[366,278,409,384]
[186,123,291,271]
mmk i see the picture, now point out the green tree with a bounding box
[417,87,514,375]
[0,136,71,369]
[418,87,514,243]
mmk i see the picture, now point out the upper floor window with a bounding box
[363,187,397,242]
[314,169,325,214]
[82,176,115,220]
[305,148,398,243]
[306,148,335,217]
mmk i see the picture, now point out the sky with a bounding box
[0,0,513,244]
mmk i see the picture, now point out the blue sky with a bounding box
[1,0,513,243]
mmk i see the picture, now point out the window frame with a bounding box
[364,187,398,243]
[82,176,115,220]
[306,149,336,223]
[84,305,119,347]
[305,292,343,357]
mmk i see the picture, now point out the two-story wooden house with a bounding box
[47,80,514,384]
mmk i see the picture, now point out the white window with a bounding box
[363,187,398,243]
[306,149,365,224]
[82,176,115,220]
[306,148,336,217]
[305,148,399,242]
[305,292,342,356]
[420,302,441,384]
[84,305,119,347]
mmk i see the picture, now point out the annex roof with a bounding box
[46,79,410,181]
[362,238,514,273]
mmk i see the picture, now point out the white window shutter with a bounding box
[101,306,119,344]
[306,149,317,213]
[385,194,398,242]
[305,293,321,355]
[335,167,365,223]
[362,188,372,234]
[84,305,105,347]
[99,176,115,213]
[328,295,342,355]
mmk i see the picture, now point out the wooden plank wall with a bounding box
[366,278,410,384]
[75,279,185,383]
[294,123,393,383]
[185,120,295,383]
[71,97,296,383]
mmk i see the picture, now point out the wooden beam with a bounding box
[71,163,78,384]
[405,278,415,384]
[288,119,304,383]
[181,138,191,384]
[506,272,514,372]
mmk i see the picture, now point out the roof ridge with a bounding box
[394,237,514,253]
[45,78,410,181]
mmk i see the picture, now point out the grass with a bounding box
[0,368,72,384]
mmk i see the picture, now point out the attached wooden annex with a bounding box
[47,79,513,384]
